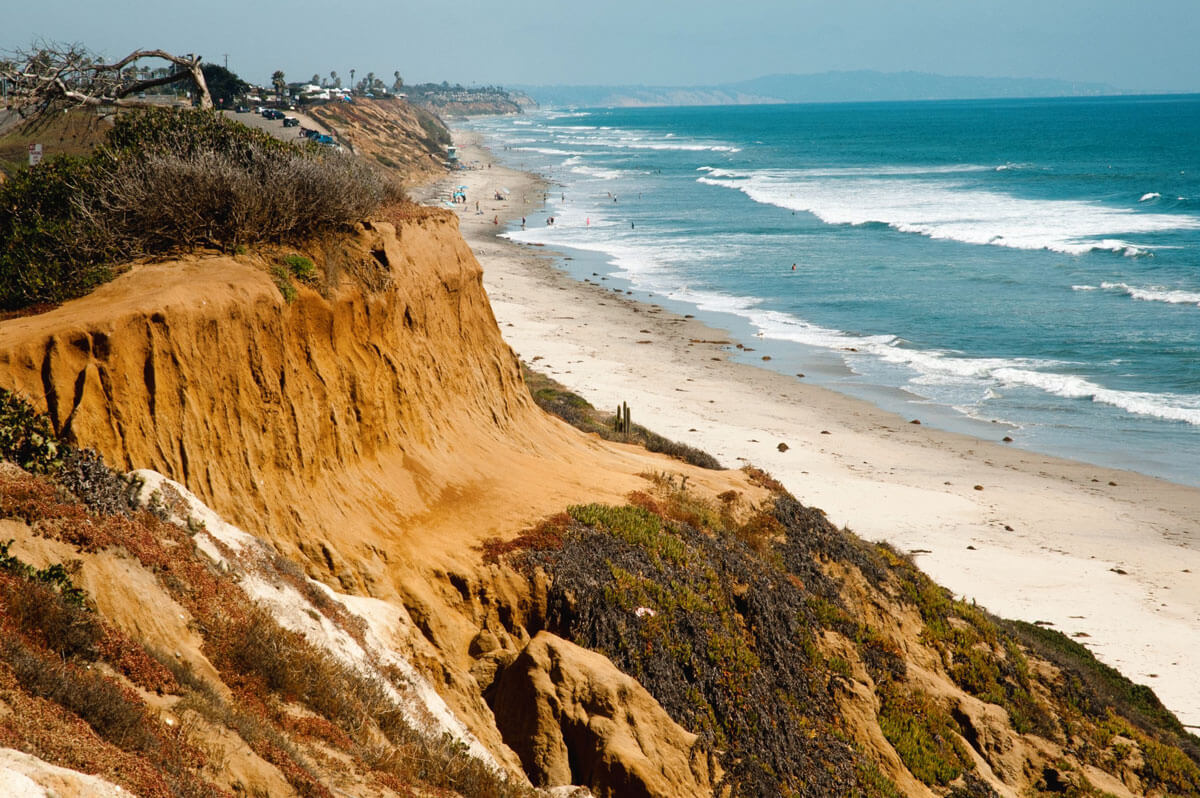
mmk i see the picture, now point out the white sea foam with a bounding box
[992,369,1200,425]
[859,340,1200,426]
[721,292,1200,426]
[512,146,583,156]
[555,129,741,153]
[696,167,1200,256]
[1099,281,1200,306]
[1140,192,1162,202]
[570,164,624,180]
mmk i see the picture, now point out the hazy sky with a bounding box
[5,0,1199,93]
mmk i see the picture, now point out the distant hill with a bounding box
[516,70,1119,108]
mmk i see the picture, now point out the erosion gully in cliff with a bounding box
[1,209,1199,797]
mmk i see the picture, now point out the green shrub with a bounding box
[0,154,118,310]
[0,389,61,473]
[0,539,97,658]
[283,253,316,283]
[271,263,298,303]
[413,106,452,149]
[878,684,971,786]
[1139,736,1200,794]
[885,548,1055,737]
[1006,620,1200,765]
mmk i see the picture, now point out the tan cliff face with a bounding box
[307,99,452,185]
[0,210,711,583]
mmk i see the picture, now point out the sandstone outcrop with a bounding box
[488,631,715,798]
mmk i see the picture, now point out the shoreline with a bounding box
[425,128,1200,729]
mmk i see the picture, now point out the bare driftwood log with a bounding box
[1,42,212,123]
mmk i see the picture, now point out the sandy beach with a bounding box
[423,130,1200,729]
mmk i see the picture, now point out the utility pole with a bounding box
[223,53,229,70]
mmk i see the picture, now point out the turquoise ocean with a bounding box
[464,97,1200,486]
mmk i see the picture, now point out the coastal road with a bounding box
[219,108,332,144]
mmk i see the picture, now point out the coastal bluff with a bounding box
[1,206,1198,796]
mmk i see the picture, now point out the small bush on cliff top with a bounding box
[0,107,403,311]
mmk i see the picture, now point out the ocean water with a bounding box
[464,97,1200,486]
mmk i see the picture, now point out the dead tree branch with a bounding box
[0,42,213,123]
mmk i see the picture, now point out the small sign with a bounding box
[28,143,42,166]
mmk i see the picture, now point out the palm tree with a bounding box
[349,68,355,93]
[271,70,286,99]
[393,71,403,91]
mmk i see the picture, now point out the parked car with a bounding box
[316,134,335,145]
[235,105,250,113]
[282,116,299,127]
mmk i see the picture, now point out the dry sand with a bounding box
[423,130,1200,729]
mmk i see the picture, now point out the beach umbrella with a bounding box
[500,187,511,194]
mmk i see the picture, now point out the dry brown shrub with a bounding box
[741,464,787,494]
[0,573,102,659]
[84,146,402,255]
[97,628,180,695]
[0,636,158,753]
[480,512,570,564]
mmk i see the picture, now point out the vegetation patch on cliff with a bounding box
[486,468,1200,797]
[0,108,402,311]
[491,472,895,796]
